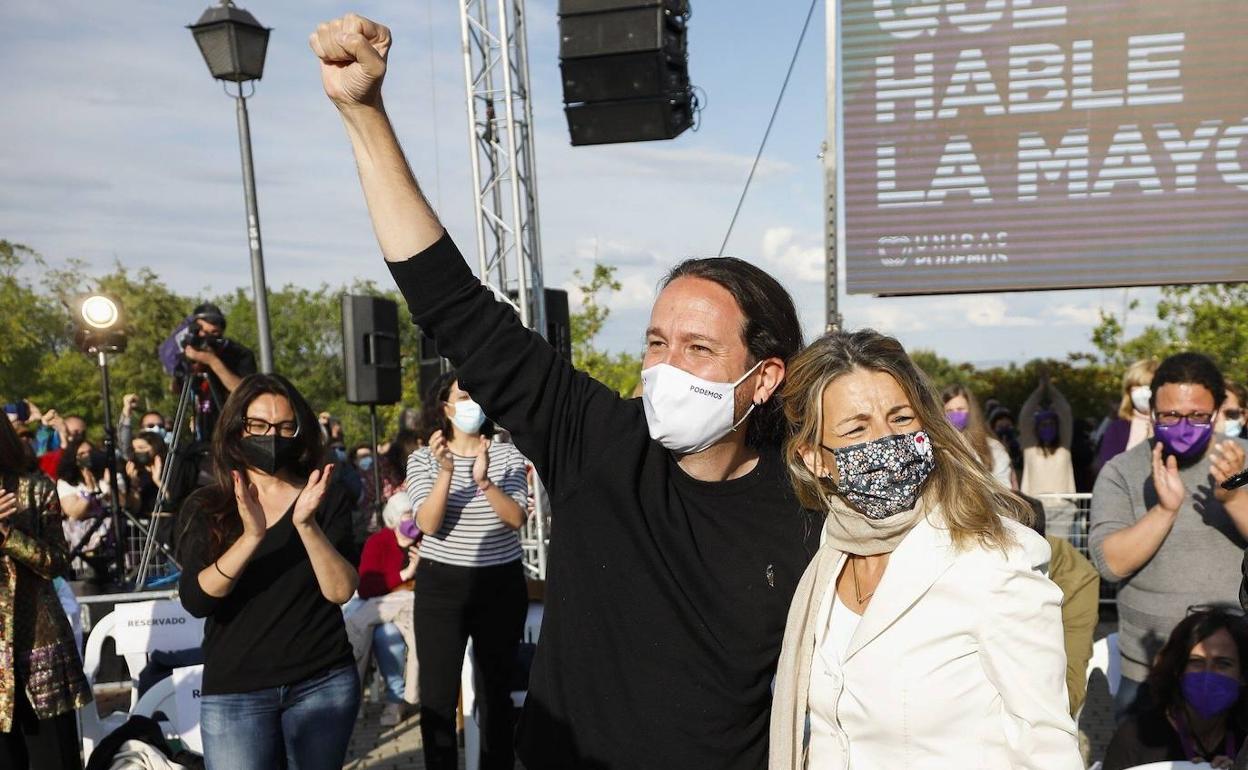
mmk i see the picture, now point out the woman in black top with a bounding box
[177,374,360,770]
[1104,608,1248,770]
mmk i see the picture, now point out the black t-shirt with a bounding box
[389,233,822,770]
[175,478,355,695]
[1103,707,1245,770]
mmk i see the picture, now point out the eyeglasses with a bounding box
[1186,603,1246,618]
[243,417,300,438]
[1154,411,1215,427]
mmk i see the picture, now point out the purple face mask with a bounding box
[946,411,969,431]
[1155,419,1213,462]
[398,519,422,541]
[1036,423,1059,444]
[1182,671,1241,719]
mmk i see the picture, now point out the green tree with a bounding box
[0,241,66,403]
[1091,283,1248,378]
[569,264,642,396]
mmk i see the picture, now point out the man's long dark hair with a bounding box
[186,373,324,561]
[662,257,803,448]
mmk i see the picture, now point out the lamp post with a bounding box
[189,0,275,373]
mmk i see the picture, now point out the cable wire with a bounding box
[717,0,820,256]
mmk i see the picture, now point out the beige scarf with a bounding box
[769,494,937,769]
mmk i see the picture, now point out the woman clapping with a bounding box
[177,374,360,770]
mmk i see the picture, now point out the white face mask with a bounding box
[1226,420,1243,439]
[450,399,486,434]
[1130,386,1152,415]
[641,361,762,454]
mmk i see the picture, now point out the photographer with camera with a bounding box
[176,303,257,441]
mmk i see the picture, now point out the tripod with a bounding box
[132,370,201,587]
[87,350,181,587]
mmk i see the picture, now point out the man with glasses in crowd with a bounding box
[1090,352,1248,721]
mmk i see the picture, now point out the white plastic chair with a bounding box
[78,601,204,761]
[1086,632,1121,699]
[462,601,543,770]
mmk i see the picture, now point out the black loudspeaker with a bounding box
[560,49,688,104]
[558,0,688,15]
[342,295,402,405]
[559,8,685,59]
[544,289,573,362]
[558,0,694,146]
[566,92,693,146]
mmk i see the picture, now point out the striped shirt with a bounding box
[405,441,527,567]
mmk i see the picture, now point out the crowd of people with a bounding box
[1,11,1246,770]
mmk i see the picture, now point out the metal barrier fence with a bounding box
[1031,493,1118,607]
[119,512,179,587]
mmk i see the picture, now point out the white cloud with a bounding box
[562,267,656,313]
[956,296,1042,328]
[759,226,825,284]
[1045,303,1106,326]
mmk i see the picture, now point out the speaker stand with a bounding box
[369,404,383,527]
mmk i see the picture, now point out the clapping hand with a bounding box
[1211,440,1247,504]
[429,430,454,474]
[293,464,335,530]
[471,435,492,491]
[232,470,268,540]
[1151,442,1185,514]
[309,14,391,110]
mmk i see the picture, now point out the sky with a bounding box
[0,0,1162,367]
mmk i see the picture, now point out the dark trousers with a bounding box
[414,558,527,770]
[0,674,82,770]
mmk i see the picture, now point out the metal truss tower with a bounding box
[457,0,546,332]
[457,0,550,579]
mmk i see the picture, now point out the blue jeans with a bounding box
[1114,675,1145,723]
[200,663,361,770]
[372,622,408,703]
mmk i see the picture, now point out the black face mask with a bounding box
[239,435,302,475]
[76,454,93,470]
[133,451,153,467]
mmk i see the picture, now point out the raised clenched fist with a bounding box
[309,14,391,109]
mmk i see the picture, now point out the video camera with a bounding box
[178,321,227,353]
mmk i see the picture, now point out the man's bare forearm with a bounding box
[338,103,444,262]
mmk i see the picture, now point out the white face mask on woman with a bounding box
[1130,386,1152,415]
[641,361,761,454]
[450,399,486,434]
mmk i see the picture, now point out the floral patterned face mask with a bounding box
[820,430,936,520]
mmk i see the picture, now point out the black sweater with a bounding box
[176,480,355,695]
[389,232,821,769]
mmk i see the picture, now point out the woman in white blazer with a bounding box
[770,329,1081,769]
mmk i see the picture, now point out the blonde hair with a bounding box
[781,330,1030,552]
[1118,358,1159,420]
[940,383,993,470]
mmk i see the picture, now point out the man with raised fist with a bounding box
[311,15,817,770]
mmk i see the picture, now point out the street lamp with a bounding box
[189,0,275,373]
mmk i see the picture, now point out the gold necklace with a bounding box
[851,557,875,605]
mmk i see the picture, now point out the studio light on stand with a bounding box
[72,295,130,584]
